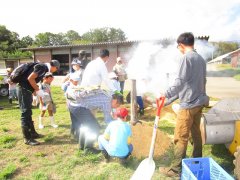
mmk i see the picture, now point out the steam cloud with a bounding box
[126,40,215,96]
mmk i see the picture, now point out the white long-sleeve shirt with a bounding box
[80,57,116,92]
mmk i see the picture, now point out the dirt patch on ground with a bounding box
[130,105,176,159]
[131,122,171,159]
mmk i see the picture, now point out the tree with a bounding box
[82,27,127,43]
[213,41,239,57]
[64,30,81,44]
[34,32,67,46]
[108,28,126,42]
[20,35,34,48]
[0,25,20,52]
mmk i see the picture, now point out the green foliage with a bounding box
[19,155,29,163]
[32,171,48,180]
[82,27,127,43]
[212,41,239,57]
[0,86,236,178]
[20,35,34,47]
[0,25,33,58]
[75,150,101,164]
[34,32,68,46]
[35,152,47,157]
[233,74,240,81]
[7,50,32,58]
[0,163,17,180]
[0,25,15,52]
[1,127,9,132]
[64,30,81,44]
[216,64,240,80]
[0,135,16,148]
[159,120,175,135]
[0,75,4,81]
[43,133,54,142]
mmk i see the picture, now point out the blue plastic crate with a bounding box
[181,157,234,180]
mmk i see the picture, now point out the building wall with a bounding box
[31,43,137,75]
[34,50,52,63]
[231,50,240,68]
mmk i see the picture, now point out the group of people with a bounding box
[62,49,132,161]
[12,32,208,177]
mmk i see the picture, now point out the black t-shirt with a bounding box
[19,63,48,92]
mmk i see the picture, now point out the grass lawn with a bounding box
[217,64,240,80]
[0,86,236,179]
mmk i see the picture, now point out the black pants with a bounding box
[68,105,100,138]
[17,86,33,127]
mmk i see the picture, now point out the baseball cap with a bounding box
[51,60,60,70]
[116,107,128,119]
[71,58,83,67]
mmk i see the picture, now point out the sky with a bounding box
[1,0,240,42]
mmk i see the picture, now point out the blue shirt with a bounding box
[104,120,132,157]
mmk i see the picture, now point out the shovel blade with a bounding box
[131,158,155,180]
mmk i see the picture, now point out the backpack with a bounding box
[10,62,38,83]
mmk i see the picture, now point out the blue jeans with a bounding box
[137,96,144,109]
[9,89,18,99]
[68,105,100,138]
[17,86,33,127]
[119,81,125,94]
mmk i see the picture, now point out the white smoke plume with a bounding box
[126,40,215,96]
[195,40,216,61]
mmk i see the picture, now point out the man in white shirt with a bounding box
[80,49,117,93]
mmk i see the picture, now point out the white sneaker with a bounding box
[39,124,44,129]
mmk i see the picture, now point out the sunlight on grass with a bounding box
[32,171,48,180]
[216,64,240,79]
[43,133,54,142]
[159,120,175,135]
[35,152,47,157]
[0,163,17,180]
[234,74,240,81]
[1,127,9,132]
[19,155,29,163]
[0,86,236,178]
[0,135,16,148]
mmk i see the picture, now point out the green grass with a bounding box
[0,163,17,180]
[0,135,17,148]
[234,74,240,80]
[0,86,236,179]
[217,64,240,80]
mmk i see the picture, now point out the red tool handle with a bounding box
[156,97,165,116]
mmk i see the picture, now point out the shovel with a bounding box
[131,97,165,180]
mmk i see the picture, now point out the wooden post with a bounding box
[130,79,137,124]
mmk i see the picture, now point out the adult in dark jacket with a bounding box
[17,60,60,146]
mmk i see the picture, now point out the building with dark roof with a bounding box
[21,40,155,75]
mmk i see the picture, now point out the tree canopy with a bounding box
[213,41,239,57]
[0,24,239,59]
[82,27,127,42]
